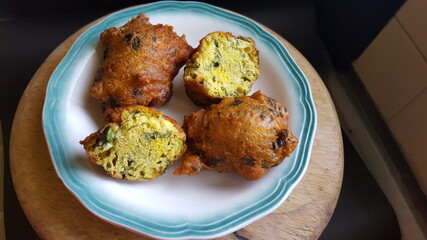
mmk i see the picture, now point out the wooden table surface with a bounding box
[9,12,343,240]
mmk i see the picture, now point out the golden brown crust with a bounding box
[79,124,116,165]
[90,14,194,122]
[162,114,187,142]
[173,153,206,176]
[184,76,220,106]
[174,91,298,180]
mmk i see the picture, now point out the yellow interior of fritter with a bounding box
[91,108,185,181]
[185,32,259,98]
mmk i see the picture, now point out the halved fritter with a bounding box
[184,31,259,106]
[80,106,186,181]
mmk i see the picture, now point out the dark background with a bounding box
[0,0,404,239]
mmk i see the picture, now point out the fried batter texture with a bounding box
[174,91,298,180]
[80,105,186,181]
[90,14,194,122]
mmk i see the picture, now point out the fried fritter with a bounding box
[89,14,194,122]
[184,31,260,106]
[174,91,298,180]
[80,105,186,181]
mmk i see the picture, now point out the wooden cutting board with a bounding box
[9,9,343,240]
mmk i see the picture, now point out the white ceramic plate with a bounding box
[43,1,317,239]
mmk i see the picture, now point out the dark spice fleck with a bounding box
[132,37,143,51]
[271,141,277,149]
[241,157,255,167]
[231,99,243,106]
[272,129,289,149]
[133,74,141,80]
[271,163,279,168]
[128,159,134,167]
[95,126,113,147]
[94,70,104,82]
[144,132,172,140]
[124,33,133,42]
[214,39,219,47]
[221,86,229,95]
[280,129,289,139]
[213,62,220,67]
[276,138,285,149]
[160,88,169,100]
[261,162,270,169]
[205,157,224,167]
[132,87,143,98]
[103,47,109,60]
[107,95,121,109]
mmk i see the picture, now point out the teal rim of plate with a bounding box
[42,1,317,239]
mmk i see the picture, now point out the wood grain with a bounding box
[9,11,343,240]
